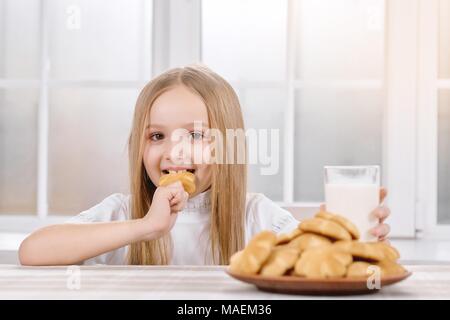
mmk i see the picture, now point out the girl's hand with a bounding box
[141,181,189,240]
[319,186,391,243]
[369,187,391,242]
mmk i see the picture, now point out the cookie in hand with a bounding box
[159,170,196,194]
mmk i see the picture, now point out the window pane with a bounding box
[0,0,40,78]
[48,88,137,215]
[239,88,285,201]
[438,90,450,224]
[48,0,152,80]
[294,89,383,201]
[439,0,450,78]
[0,89,38,214]
[295,0,384,80]
[201,0,287,82]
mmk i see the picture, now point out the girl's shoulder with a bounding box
[65,193,131,224]
[244,192,285,217]
[244,192,300,237]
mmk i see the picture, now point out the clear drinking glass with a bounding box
[324,166,380,242]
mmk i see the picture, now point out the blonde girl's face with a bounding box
[143,85,212,198]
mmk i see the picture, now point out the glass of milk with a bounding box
[324,165,380,242]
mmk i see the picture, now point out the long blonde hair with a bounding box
[127,64,247,265]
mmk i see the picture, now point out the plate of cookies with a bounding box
[227,211,412,295]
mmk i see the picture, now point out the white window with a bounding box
[0,0,41,215]
[201,0,424,238]
[202,0,288,201]
[0,0,152,223]
[438,0,450,226]
[416,0,450,238]
[0,0,448,240]
[202,1,386,204]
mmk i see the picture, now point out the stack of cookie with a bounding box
[229,211,406,279]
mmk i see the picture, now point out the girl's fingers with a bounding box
[169,197,179,207]
[371,205,391,223]
[170,202,186,213]
[168,185,184,206]
[166,180,183,191]
[170,190,183,205]
[170,191,189,213]
[370,223,390,238]
[170,203,182,213]
[380,186,387,204]
[166,181,184,195]
[319,203,326,211]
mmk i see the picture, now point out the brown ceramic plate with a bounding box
[226,269,412,296]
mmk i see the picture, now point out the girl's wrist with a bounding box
[133,216,164,242]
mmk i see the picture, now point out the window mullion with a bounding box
[384,0,418,237]
[37,0,50,219]
[152,0,201,75]
[139,0,153,80]
[417,0,439,237]
[284,0,297,205]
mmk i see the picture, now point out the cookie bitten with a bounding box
[159,170,196,195]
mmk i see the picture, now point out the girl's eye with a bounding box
[190,131,204,141]
[150,133,164,141]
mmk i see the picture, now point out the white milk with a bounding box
[325,183,379,242]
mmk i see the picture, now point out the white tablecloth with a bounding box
[0,264,449,299]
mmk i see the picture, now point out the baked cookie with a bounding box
[333,240,385,262]
[283,233,332,252]
[229,231,277,275]
[372,242,400,261]
[377,260,406,277]
[159,170,196,194]
[276,228,303,245]
[346,261,374,278]
[229,250,243,266]
[315,211,360,240]
[299,218,352,241]
[260,247,300,277]
[294,247,353,279]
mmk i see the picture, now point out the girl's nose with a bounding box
[163,138,192,164]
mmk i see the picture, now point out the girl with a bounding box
[18,65,391,266]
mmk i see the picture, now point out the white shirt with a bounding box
[64,189,300,265]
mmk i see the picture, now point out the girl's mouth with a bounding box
[161,169,195,175]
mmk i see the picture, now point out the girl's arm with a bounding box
[18,181,189,266]
[19,219,152,266]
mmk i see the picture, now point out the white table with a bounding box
[0,264,449,299]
